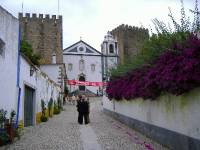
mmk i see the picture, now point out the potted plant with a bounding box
[48,98,53,117]
[53,101,60,115]
[5,110,16,142]
[40,100,48,122]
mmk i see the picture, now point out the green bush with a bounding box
[53,101,60,115]
[40,116,48,122]
[48,98,53,117]
[111,0,199,78]
[53,108,60,115]
[0,130,9,146]
[20,40,41,65]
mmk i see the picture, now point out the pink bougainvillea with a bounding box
[106,34,200,100]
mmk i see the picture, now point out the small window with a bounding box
[68,63,73,71]
[0,38,5,57]
[91,64,95,72]
[109,44,114,53]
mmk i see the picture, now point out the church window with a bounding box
[68,63,73,71]
[79,46,84,52]
[91,64,95,72]
[0,38,5,57]
[79,59,85,71]
[109,44,114,53]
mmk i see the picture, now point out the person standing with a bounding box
[81,95,89,124]
[85,97,90,123]
[76,95,83,124]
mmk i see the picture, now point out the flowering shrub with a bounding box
[106,34,200,100]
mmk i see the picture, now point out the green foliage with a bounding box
[0,109,7,128]
[111,0,199,78]
[41,99,46,117]
[111,32,189,78]
[0,130,9,145]
[9,110,16,125]
[53,101,60,115]
[40,115,48,122]
[20,40,41,65]
[48,98,53,117]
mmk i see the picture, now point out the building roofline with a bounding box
[0,5,18,20]
[63,40,102,55]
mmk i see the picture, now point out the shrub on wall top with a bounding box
[106,34,200,100]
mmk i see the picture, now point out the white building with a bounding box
[0,6,19,114]
[63,40,103,95]
[19,55,61,127]
[0,6,61,127]
[63,33,118,95]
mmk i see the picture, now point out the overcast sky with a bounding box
[0,0,195,50]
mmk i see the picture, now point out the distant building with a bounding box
[111,24,149,64]
[18,13,66,99]
[18,13,63,64]
[63,40,102,95]
[101,31,118,81]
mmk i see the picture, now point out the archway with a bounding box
[79,76,85,91]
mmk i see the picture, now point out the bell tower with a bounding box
[101,31,118,81]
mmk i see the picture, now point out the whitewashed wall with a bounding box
[0,6,19,113]
[103,88,200,141]
[63,55,102,94]
[40,65,60,84]
[19,56,61,124]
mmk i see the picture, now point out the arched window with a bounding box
[109,44,114,53]
[79,59,85,71]
[79,75,85,91]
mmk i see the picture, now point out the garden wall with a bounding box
[103,89,200,150]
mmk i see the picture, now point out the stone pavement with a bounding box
[2,97,169,150]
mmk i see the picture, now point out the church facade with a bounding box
[63,32,118,95]
[63,40,103,95]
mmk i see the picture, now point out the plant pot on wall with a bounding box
[5,124,14,142]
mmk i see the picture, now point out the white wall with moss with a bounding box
[103,88,200,140]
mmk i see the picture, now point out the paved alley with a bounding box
[2,97,169,150]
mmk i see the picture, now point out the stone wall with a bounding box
[111,24,149,64]
[18,13,63,64]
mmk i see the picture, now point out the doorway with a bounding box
[79,76,85,91]
[24,85,35,127]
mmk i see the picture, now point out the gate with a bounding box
[24,86,35,127]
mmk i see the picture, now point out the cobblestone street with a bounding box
[2,97,169,150]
